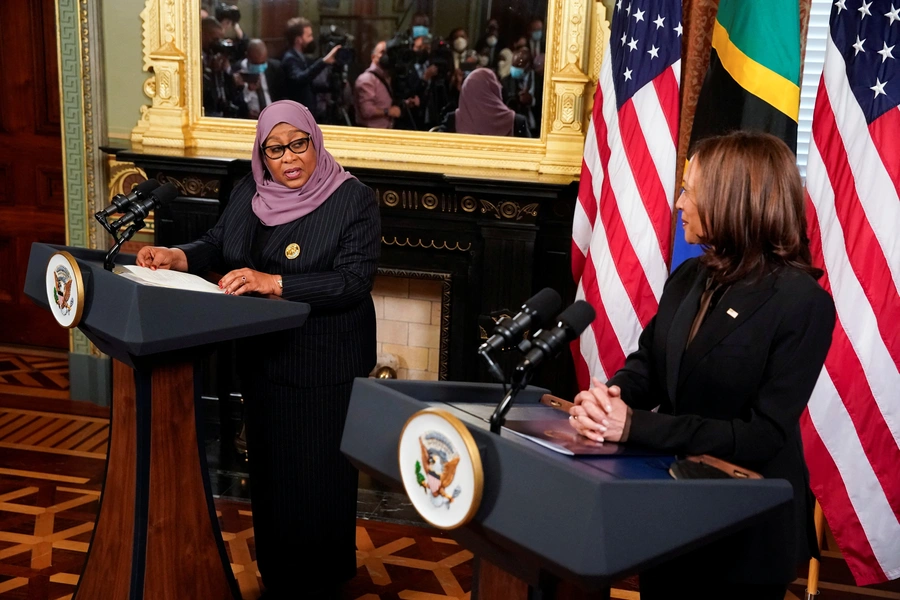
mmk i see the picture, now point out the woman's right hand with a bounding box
[135,246,188,271]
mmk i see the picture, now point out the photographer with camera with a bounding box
[282,17,341,121]
[318,25,356,126]
[353,41,402,129]
[201,16,241,118]
[215,3,247,62]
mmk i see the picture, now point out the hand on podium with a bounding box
[217,267,282,297]
[569,377,629,443]
[136,246,188,272]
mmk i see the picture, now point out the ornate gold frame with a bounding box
[132,0,609,181]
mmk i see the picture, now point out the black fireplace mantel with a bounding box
[102,144,581,398]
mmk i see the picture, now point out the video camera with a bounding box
[320,25,354,67]
[207,37,241,65]
[214,3,241,24]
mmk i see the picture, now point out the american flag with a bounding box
[801,0,900,585]
[571,0,682,386]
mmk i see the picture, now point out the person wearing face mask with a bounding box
[237,39,286,119]
[410,11,431,45]
[136,101,380,599]
[475,19,503,69]
[528,17,545,74]
[448,27,478,70]
[501,46,537,135]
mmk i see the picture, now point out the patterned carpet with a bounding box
[0,345,898,599]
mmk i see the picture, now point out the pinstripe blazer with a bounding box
[177,174,380,388]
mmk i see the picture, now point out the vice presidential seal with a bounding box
[398,408,483,529]
[45,251,84,328]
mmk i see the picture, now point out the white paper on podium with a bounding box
[114,265,224,294]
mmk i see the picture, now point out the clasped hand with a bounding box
[136,246,281,297]
[568,377,628,443]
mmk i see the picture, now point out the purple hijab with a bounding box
[251,100,356,226]
[455,68,515,137]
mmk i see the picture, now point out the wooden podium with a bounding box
[25,243,310,600]
[341,378,796,599]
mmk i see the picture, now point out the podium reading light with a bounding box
[489,300,596,433]
[95,181,178,271]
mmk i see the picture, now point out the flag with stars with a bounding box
[571,0,681,387]
[801,0,900,586]
[671,0,803,271]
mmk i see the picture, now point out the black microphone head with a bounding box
[152,182,178,205]
[556,300,596,340]
[523,287,562,329]
[132,178,161,197]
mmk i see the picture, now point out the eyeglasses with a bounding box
[261,137,311,160]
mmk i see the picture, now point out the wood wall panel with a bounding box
[32,0,60,135]
[36,167,65,211]
[0,237,14,302]
[0,163,10,206]
[0,0,66,349]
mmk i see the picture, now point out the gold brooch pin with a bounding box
[726,308,739,319]
[285,243,300,260]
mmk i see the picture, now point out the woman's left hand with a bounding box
[219,268,282,297]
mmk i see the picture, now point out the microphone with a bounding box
[514,300,596,377]
[479,287,562,355]
[109,182,178,230]
[96,179,160,220]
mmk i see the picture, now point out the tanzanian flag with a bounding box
[671,0,802,269]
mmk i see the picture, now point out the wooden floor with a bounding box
[0,345,898,600]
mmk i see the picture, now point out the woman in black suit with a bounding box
[136,100,379,598]
[569,131,836,599]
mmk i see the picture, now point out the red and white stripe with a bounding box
[801,31,900,586]
[571,39,680,388]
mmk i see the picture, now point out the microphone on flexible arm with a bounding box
[100,182,179,271]
[109,182,178,230]
[488,300,596,433]
[477,287,562,383]
[95,178,161,222]
[514,300,597,382]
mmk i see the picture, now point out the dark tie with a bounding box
[256,83,267,114]
[686,278,720,347]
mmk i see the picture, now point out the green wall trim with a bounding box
[57,0,101,356]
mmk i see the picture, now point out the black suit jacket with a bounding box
[282,48,328,113]
[262,58,286,102]
[177,174,380,388]
[608,258,836,584]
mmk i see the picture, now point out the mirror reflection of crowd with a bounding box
[201,7,288,119]
[200,3,545,138]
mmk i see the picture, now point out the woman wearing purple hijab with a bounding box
[446,67,530,137]
[136,100,379,598]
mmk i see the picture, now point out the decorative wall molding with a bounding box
[57,0,107,357]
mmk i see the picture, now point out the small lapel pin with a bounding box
[285,243,300,260]
[726,308,739,319]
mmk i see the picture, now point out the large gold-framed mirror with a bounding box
[131,0,608,180]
